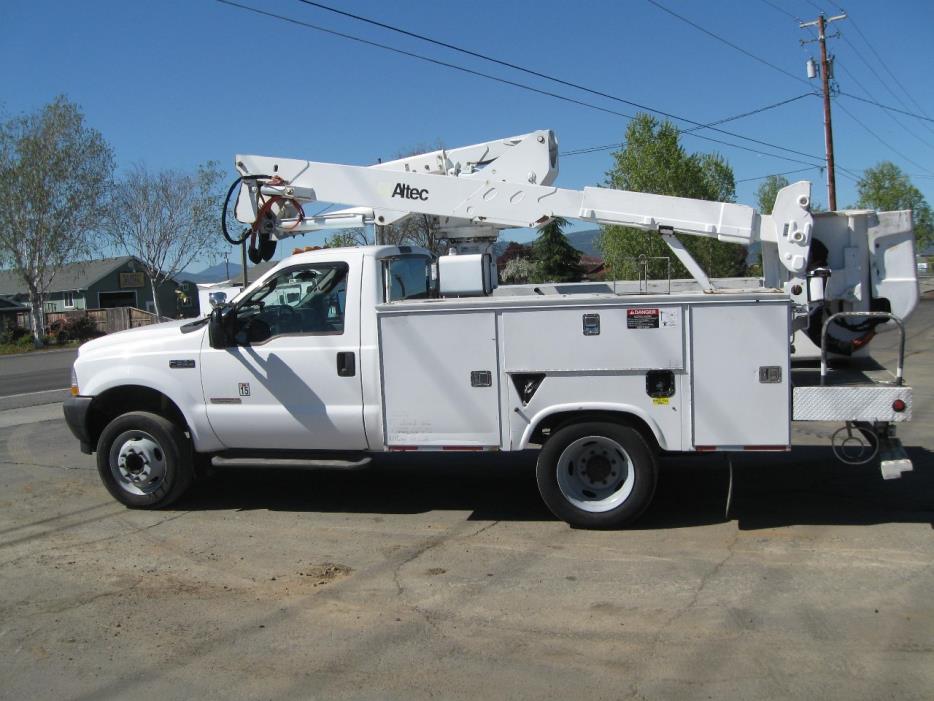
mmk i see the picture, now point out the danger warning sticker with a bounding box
[626,307,660,329]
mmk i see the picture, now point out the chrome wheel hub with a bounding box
[111,432,167,496]
[556,435,635,513]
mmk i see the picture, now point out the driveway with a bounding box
[0,303,931,700]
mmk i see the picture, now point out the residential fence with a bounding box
[15,307,165,335]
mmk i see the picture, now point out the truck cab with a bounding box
[63,246,424,501]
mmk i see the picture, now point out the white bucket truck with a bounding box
[64,130,918,528]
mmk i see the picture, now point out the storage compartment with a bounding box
[502,305,684,372]
[691,302,791,447]
[379,311,501,446]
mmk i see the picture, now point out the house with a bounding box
[0,295,28,332]
[180,260,279,317]
[0,257,179,318]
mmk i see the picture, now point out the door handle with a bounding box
[337,351,356,377]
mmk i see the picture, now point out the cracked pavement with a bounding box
[0,299,932,700]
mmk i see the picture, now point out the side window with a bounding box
[234,262,349,344]
[383,255,433,302]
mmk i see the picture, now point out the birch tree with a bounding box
[102,163,224,317]
[0,97,114,345]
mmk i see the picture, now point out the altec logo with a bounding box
[391,182,429,201]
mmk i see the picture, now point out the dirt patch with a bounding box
[297,563,353,587]
[425,567,446,576]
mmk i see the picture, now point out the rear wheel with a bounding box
[96,411,194,508]
[536,421,657,528]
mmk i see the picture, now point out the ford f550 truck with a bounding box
[63,130,918,528]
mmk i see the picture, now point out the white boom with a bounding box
[230,129,918,354]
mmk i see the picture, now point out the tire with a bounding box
[536,421,657,529]
[96,411,194,509]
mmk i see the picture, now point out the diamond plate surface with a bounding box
[793,386,912,421]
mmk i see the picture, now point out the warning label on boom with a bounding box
[626,307,660,329]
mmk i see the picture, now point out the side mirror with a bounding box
[208,306,233,349]
[208,291,227,308]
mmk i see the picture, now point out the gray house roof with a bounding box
[0,295,28,312]
[0,256,140,296]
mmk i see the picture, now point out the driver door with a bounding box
[200,258,367,451]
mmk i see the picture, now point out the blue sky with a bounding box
[2,0,932,267]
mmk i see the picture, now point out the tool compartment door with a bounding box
[379,311,500,447]
[691,303,790,448]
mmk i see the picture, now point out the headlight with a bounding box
[70,366,79,396]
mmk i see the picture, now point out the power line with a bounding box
[834,101,934,176]
[755,0,802,23]
[837,92,934,125]
[835,66,934,152]
[215,0,829,170]
[293,0,822,162]
[645,0,810,86]
[560,134,821,167]
[846,15,934,126]
[682,93,815,132]
[735,166,821,183]
[803,0,831,15]
[562,93,815,155]
[836,31,934,140]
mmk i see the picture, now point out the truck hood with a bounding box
[78,318,207,360]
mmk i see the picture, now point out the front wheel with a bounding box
[96,411,194,508]
[536,421,657,529]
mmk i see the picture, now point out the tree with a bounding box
[0,97,114,345]
[854,162,933,249]
[497,241,532,268]
[501,256,538,284]
[755,174,790,215]
[102,163,224,318]
[323,229,368,248]
[533,216,581,282]
[598,113,747,280]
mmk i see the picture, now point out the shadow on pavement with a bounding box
[180,446,934,530]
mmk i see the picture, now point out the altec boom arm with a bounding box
[234,129,811,276]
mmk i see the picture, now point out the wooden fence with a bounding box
[16,307,165,335]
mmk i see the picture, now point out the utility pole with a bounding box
[801,12,846,211]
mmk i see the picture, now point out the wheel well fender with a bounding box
[86,385,190,451]
[520,404,665,451]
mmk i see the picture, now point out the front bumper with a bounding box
[63,396,94,454]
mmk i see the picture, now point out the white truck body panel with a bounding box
[691,303,791,447]
[371,282,792,453]
[380,311,501,447]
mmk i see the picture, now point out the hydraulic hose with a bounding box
[221,174,270,246]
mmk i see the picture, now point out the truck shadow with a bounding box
[641,446,934,530]
[180,446,934,530]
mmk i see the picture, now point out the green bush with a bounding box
[71,315,100,340]
[16,334,34,349]
[0,326,30,344]
[46,316,101,343]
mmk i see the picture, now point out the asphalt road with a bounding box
[0,300,931,700]
[0,348,77,398]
